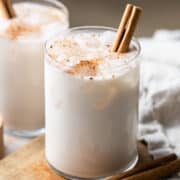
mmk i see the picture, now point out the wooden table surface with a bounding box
[0,135,152,180]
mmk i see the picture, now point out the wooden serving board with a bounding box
[0,135,152,180]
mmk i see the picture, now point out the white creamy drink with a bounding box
[45,27,140,179]
[0,0,69,136]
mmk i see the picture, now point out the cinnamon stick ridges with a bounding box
[112,4,142,53]
[0,0,16,18]
[111,4,133,52]
[124,158,180,180]
[106,153,177,180]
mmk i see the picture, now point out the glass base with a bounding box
[47,155,138,180]
[5,128,45,138]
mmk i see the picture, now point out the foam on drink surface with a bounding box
[47,31,139,80]
[0,2,68,40]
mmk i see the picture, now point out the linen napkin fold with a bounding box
[139,30,180,158]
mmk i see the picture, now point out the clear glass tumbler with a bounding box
[0,0,69,137]
[45,26,140,179]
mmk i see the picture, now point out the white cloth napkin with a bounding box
[139,30,180,178]
[139,30,180,158]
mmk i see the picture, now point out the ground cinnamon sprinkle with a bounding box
[48,53,58,60]
[56,39,78,48]
[66,58,103,76]
[6,21,41,39]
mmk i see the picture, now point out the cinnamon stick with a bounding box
[112,4,142,53]
[106,153,177,180]
[111,4,133,52]
[4,0,16,18]
[0,0,16,18]
[0,0,9,18]
[117,6,141,53]
[124,158,180,180]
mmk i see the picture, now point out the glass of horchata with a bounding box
[0,0,69,137]
[45,26,140,179]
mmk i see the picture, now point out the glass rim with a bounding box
[13,0,69,19]
[70,26,141,58]
[38,0,69,21]
[45,25,141,62]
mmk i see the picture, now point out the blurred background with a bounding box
[60,0,180,37]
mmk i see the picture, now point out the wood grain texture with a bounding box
[0,135,151,180]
